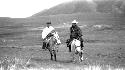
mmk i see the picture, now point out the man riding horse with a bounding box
[42,22,56,50]
[42,22,61,61]
[66,20,84,52]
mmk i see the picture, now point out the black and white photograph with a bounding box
[0,0,125,70]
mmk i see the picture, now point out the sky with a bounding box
[0,0,93,18]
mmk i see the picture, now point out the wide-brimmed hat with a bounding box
[72,20,78,24]
[46,22,51,24]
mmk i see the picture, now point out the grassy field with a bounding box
[0,24,125,70]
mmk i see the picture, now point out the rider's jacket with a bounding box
[42,26,55,39]
[70,25,83,39]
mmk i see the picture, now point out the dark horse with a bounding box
[45,32,61,61]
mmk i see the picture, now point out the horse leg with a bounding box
[69,45,71,52]
[79,52,83,62]
[50,52,53,60]
[49,49,53,60]
[78,52,82,62]
[71,52,75,62]
[53,50,57,61]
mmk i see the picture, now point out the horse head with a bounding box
[52,32,61,45]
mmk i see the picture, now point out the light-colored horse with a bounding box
[45,32,61,61]
[71,39,84,62]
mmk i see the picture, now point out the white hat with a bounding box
[72,20,78,24]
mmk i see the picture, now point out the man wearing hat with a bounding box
[66,20,84,52]
[42,22,55,49]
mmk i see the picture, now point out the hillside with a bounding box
[32,0,96,17]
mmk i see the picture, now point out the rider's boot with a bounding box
[69,44,71,52]
[42,42,46,49]
[66,39,71,52]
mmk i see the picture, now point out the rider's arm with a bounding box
[70,27,73,35]
[77,27,83,37]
